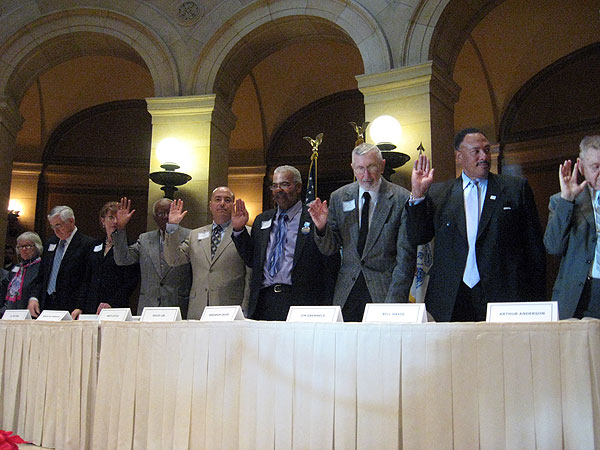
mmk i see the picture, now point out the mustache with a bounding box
[477,161,490,167]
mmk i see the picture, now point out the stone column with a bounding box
[146,95,236,229]
[0,96,24,260]
[357,62,460,184]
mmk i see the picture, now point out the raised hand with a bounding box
[232,199,249,231]
[411,154,435,199]
[307,197,328,231]
[169,199,187,224]
[559,160,588,202]
[116,197,135,229]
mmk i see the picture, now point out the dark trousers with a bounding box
[451,282,487,322]
[575,277,600,319]
[252,284,294,321]
[342,272,372,322]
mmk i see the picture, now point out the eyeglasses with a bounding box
[270,182,294,191]
[103,215,117,222]
[16,244,35,250]
[154,211,169,218]
[353,164,381,174]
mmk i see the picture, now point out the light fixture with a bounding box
[149,138,192,199]
[367,115,410,180]
[8,199,22,219]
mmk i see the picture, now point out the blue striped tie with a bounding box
[47,240,66,295]
[267,213,288,277]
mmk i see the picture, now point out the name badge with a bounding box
[486,301,558,323]
[140,307,182,322]
[287,306,343,322]
[2,309,32,320]
[37,310,72,321]
[362,303,427,323]
[200,305,245,321]
[198,231,210,240]
[261,219,272,229]
[98,308,133,322]
[48,243,57,251]
[93,244,103,252]
[343,200,355,212]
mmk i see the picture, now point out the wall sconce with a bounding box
[368,115,410,180]
[8,199,22,220]
[149,138,192,199]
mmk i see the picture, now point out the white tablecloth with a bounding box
[92,320,600,450]
[0,320,98,450]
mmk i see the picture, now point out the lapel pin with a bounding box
[301,222,311,234]
[490,195,496,200]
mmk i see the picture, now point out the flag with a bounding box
[305,152,317,204]
[409,240,434,303]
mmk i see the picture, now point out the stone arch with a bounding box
[0,8,180,104]
[191,0,391,102]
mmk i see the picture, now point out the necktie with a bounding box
[267,212,288,277]
[47,240,66,295]
[211,224,223,258]
[463,180,481,287]
[357,192,370,257]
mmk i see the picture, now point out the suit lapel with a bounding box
[200,225,212,265]
[576,188,595,229]
[343,184,360,249]
[292,207,311,269]
[211,224,232,265]
[258,210,276,270]
[149,230,163,277]
[362,179,393,258]
[477,173,504,239]
[446,178,467,239]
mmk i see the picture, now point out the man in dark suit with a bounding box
[308,143,416,322]
[27,205,95,318]
[545,135,600,319]
[231,165,332,320]
[407,128,546,321]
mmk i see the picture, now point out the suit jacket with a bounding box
[544,190,599,318]
[314,179,416,307]
[78,241,139,314]
[30,230,95,312]
[232,205,332,318]
[164,224,251,319]
[112,228,192,317]
[1,260,41,316]
[406,172,546,321]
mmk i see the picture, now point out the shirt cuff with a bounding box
[165,223,179,234]
[408,194,425,205]
[232,229,243,237]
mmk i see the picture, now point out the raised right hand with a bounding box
[307,198,328,231]
[116,197,135,230]
[559,160,588,202]
[232,199,249,231]
[411,154,435,199]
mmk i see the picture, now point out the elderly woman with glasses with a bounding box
[72,201,139,318]
[0,232,43,317]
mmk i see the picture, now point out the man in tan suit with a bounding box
[165,187,251,319]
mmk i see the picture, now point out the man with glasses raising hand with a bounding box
[309,143,416,322]
[232,165,332,320]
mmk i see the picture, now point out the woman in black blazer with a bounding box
[75,201,139,317]
[1,231,43,317]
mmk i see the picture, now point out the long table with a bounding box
[1,320,599,449]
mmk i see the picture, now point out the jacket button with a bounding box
[586,260,592,264]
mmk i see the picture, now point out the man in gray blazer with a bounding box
[113,197,192,317]
[164,187,251,319]
[545,135,600,319]
[309,143,416,321]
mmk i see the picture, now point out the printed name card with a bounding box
[200,305,245,321]
[362,303,427,323]
[98,308,133,322]
[78,314,99,321]
[287,306,343,322]
[140,307,182,322]
[486,301,558,323]
[2,310,32,320]
[37,310,72,321]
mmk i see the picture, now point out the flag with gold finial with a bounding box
[303,132,322,204]
[409,239,434,303]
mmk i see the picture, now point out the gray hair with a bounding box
[580,136,600,158]
[152,197,172,215]
[211,186,235,201]
[352,143,383,161]
[47,205,75,222]
[17,231,43,256]
[274,165,302,184]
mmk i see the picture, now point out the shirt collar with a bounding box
[213,220,230,230]
[63,227,77,246]
[277,200,302,220]
[359,178,382,202]
[461,171,488,190]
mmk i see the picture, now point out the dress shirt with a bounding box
[262,200,302,287]
[590,187,600,278]
[461,172,488,216]
[358,179,381,227]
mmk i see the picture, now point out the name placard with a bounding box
[2,310,32,320]
[362,303,427,323]
[78,314,99,321]
[200,305,245,322]
[37,310,72,321]
[486,301,558,323]
[98,308,132,322]
[140,307,182,322]
[287,306,343,322]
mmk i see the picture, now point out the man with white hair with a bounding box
[28,206,94,318]
[545,135,600,319]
